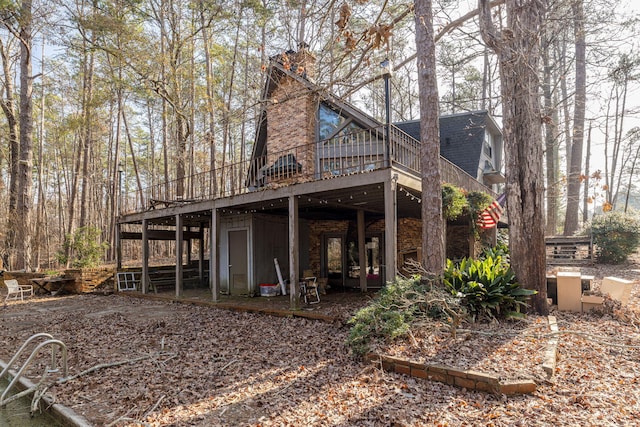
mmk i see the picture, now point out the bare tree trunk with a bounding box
[146,100,157,194]
[67,133,83,238]
[624,139,640,213]
[122,109,145,207]
[108,82,122,260]
[158,0,170,199]
[35,38,46,270]
[415,0,445,273]
[542,38,559,236]
[220,3,243,194]
[558,35,572,173]
[200,1,218,197]
[582,122,591,222]
[297,0,306,45]
[238,15,250,189]
[79,1,97,228]
[606,70,629,207]
[15,0,35,271]
[0,39,20,269]
[189,23,196,198]
[564,0,586,235]
[481,46,489,111]
[479,0,548,315]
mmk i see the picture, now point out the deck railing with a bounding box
[121,124,496,214]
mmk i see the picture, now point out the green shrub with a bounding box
[442,183,468,221]
[588,211,640,264]
[466,191,493,218]
[465,190,494,238]
[443,255,535,321]
[346,276,462,356]
[58,226,109,268]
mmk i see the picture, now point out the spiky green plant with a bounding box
[443,255,535,320]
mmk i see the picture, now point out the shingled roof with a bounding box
[395,110,495,179]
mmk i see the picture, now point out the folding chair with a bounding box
[300,276,320,304]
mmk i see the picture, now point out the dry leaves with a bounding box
[1,255,639,426]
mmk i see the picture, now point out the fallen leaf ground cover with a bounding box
[1,256,639,426]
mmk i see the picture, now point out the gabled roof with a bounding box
[395,111,499,178]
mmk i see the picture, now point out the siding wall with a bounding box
[252,214,289,290]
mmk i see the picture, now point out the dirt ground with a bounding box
[1,255,640,426]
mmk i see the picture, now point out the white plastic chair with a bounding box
[4,279,34,302]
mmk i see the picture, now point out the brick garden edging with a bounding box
[363,353,537,395]
[362,316,564,395]
[542,315,559,378]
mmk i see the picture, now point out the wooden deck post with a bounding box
[142,219,149,294]
[210,208,219,302]
[116,223,122,270]
[186,227,193,265]
[384,175,397,283]
[198,223,205,285]
[357,209,367,292]
[176,214,184,298]
[289,195,301,310]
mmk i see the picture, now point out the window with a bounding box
[318,104,365,144]
[484,134,493,159]
[484,142,492,158]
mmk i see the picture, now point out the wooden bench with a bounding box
[546,236,594,265]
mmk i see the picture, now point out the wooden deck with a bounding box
[120,125,495,216]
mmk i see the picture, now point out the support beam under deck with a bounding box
[357,209,367,292]
[210,209,219,302]
[142,219,149,294]
[289,195,300,310]
[384,176,397,283]
[176,214,184,297]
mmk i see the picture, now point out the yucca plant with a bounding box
[443,255,535,320]
[480,242,510,263]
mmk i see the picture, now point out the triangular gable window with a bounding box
[318,103,366,144]
[317,103,384,176]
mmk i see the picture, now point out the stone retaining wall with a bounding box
[64,268,115,293]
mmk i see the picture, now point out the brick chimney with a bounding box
[265,43,318,183]
[278,43,316,81]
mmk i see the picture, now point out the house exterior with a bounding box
[116,48,504,308]
[396,111,505,192]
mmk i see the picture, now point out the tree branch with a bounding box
[341,0,507,99]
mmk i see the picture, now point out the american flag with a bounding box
[477,193,506,229]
